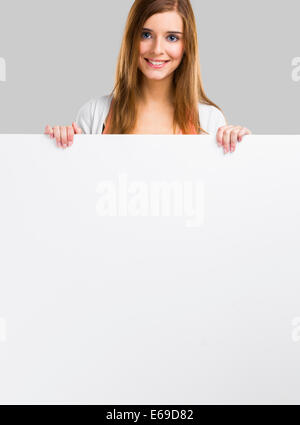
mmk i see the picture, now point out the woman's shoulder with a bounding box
[76,95,112,119]
[198,102,227,135]
[75,94,113,134]
[198,102,226,121]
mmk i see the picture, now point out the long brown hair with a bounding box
[106,0,225,134]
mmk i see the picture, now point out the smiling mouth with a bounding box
[145,58,170,63]
[144,58,170,69]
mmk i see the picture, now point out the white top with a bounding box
[75,94,227,135]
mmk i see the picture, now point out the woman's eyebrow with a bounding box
[142,27,183,34]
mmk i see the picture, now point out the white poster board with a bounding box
[0,134,300,404]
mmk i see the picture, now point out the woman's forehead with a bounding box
[143,11,183,31]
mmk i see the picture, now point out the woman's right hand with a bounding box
[44,122,83,148]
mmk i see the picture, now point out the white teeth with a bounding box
[148,60,167,65]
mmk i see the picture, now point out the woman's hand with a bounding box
[216,125,252,154]
[44,122,83,148]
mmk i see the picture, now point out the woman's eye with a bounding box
[168,35,179,42]
[141,32,179,42]
[141,32,151,39]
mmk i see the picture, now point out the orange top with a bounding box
[102,100,197,135]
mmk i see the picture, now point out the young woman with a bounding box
[45,0,251,154]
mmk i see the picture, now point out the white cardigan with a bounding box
[75,94,227,135]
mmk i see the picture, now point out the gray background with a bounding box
[0,0,299,134]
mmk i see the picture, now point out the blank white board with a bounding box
[0,134,300,404]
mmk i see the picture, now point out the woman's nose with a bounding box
[151,37,164,55]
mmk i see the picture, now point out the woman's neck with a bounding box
[139,76,175,107]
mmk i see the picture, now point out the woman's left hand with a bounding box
[216,125,252,154]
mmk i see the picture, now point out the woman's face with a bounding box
[138,11,185,81]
